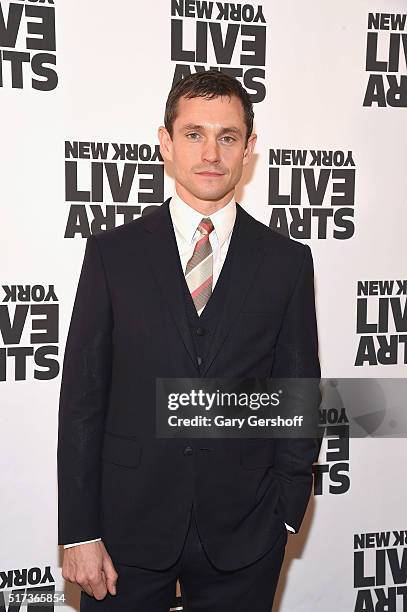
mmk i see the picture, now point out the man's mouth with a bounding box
[196,171,224,177]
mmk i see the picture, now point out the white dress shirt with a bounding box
[169,190,236,315]
[63,192,294,548]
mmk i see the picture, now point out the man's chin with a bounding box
[190,187,232,203]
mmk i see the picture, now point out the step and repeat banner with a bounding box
[1,1,406,610]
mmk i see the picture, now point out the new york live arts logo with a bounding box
[0,0,57,90]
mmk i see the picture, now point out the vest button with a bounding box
[183,445,193,456]
[196,327,205,336]
[197,356,203,366]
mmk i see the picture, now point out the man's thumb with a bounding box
[103,559,118,596]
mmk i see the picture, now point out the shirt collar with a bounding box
[169,189,236,247]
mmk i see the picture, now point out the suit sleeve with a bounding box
[271,244,322,533]
[57,235,113,545]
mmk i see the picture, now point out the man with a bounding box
[58,70,322,611]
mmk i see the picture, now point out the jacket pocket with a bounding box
[102,431,142,468]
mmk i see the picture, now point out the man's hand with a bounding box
[62,540,118,600]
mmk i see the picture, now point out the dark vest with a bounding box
[178,210,241,373]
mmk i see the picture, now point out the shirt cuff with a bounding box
[284,523,295,533]
[63,538,102,549]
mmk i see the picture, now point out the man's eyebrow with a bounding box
[181,123,205,131]
[218,126,243,137]
[180,123,243,136]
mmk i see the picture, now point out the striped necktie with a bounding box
[185,217,214,313]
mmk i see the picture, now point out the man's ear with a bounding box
[157,126,173,163]
[242,132,257,167]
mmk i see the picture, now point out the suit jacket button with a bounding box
[196,327,205,336]
[197,356,203,366]
[183,445,193,456]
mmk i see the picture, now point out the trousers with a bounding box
[80,505,287,612]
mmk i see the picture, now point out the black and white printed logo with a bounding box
[0,0,57,90]
[313,380,350,496]
[364,12,407,107]
[0,284,59,382]
[354,530,407,611]
[355,280,407,366]
[268,148,356,239]
[64,141,164,238]
[0,565,57,610]
[171,0,266,102]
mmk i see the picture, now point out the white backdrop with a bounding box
[1,1,406,610]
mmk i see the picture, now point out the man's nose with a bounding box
[202,139,220,164]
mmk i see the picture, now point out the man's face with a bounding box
[158,94,256,206]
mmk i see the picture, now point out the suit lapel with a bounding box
[143,198,198,370]
[201,203,266,375]
[142,198,266,376]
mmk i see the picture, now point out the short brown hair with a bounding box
[164,70,254,144]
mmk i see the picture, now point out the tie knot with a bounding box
[198,217,214,236]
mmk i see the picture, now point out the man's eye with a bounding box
[186,132,200,140]
[220,136,236,144]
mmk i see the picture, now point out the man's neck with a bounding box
[174,184,235,216]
